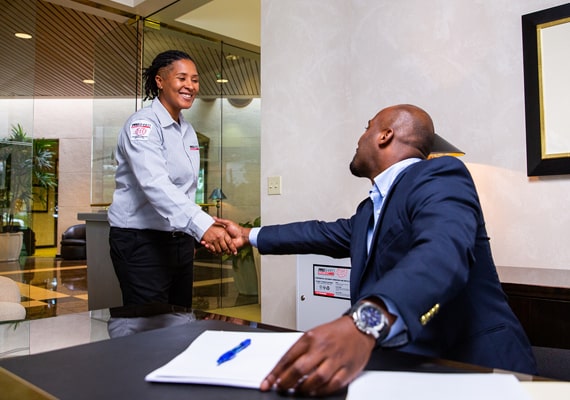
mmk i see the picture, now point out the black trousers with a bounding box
[109,227,195,308]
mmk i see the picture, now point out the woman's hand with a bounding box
[201,218,251,254]
[200,224,237,255]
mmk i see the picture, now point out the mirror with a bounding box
[522,3,570,176]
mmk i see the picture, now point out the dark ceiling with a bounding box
[0,0,260,98]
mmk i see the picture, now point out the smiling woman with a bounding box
[107,50,237,309]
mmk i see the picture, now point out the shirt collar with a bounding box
[151,98,186,128]
[372,158,422,198]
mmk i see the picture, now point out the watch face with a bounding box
[349,302,388,340]
[359,304,383,328]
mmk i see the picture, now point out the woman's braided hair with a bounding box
[142,50,194,101]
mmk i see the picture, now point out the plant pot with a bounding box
[0,232,23,262]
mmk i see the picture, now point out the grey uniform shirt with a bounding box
[108,98,214,241]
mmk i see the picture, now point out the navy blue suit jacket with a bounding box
[257,156,537,374]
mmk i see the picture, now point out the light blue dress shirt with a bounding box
[367,158,421,344]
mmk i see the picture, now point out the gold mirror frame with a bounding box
[522,3,570,176]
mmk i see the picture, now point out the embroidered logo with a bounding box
[130,120,152,140]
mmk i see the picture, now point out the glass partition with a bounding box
[143,27,261,313]
[0,0,261,360]
[0,0,36,357]
[91,20,140,207]
[90,19,261,315]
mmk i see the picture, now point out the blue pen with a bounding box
[216,338,252,365]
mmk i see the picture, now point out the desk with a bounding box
[0,316,536,400]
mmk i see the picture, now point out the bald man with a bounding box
[214,104,536,396]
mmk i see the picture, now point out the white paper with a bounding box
[347,371,532,400]
[521,381,570,400]
[145,330,303,388]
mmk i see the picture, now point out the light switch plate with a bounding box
[267,176,282,195]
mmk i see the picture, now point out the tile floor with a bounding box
[0,247,260,358]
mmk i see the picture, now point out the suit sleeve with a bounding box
[256,214,359,260]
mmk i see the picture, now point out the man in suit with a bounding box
[212,104,537,396]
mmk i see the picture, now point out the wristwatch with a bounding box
[344,300,390,341]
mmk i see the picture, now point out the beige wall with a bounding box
[260,0,570,329]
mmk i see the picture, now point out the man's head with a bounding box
[349,104,435,180]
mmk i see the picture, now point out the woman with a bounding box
[108,50,235,308]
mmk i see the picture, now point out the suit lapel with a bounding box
[350,161,421,299]
[350,198,374,298]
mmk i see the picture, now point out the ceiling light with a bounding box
[82,79,95,84]
[225,54,239,61]
[15,32,32,39]
[216,73,228,83]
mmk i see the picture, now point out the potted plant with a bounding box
[223,216,261,296]
[0,124,57,261]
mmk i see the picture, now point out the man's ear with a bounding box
[378,128,394,147]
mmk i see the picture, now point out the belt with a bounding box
[111,227,191,239]
[171,231,188,237]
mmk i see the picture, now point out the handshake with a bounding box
[200,217,253,256]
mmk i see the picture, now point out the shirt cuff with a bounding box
[188,211,215,241]
[379,295,408,347]
[249,227,261,247]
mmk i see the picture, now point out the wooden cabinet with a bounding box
[502,282,570,349]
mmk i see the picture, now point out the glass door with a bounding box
[140,25,261,313]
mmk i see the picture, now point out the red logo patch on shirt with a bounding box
[130,120,152,140]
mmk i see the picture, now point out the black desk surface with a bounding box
[0,317,505,400]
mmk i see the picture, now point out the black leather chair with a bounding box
[533,346,570,381]
[60,224,87,260]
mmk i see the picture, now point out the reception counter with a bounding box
[77,211,123,310]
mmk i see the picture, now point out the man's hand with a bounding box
[200,224,237,255]
[260,316,375,397]
[213,217,252,250]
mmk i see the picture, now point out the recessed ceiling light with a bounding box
[82,79,95,84]
[225,54,239,61]
[15,32,32,39]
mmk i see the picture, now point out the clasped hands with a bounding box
[200,217,250,255]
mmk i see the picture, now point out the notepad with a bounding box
[347,371,532,400]
[145,330,303,388]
